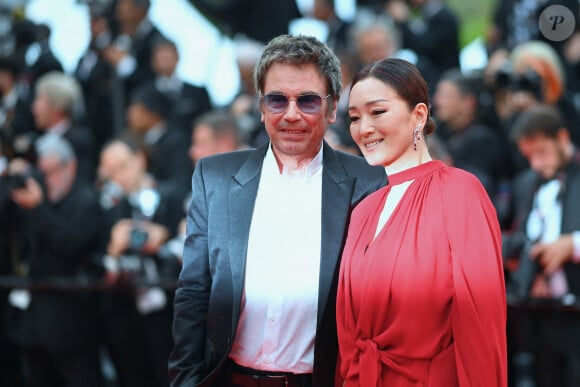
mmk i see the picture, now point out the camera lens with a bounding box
[129,228,149,252]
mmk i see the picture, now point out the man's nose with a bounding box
[283,100,302,120]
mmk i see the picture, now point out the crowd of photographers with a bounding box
[2,0,580,386]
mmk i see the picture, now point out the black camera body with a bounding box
[1,174,27,191]
[504,232,542,301]
[494,66,543,100]
[129,227,149,253]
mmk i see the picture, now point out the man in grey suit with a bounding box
[169,34,387,387]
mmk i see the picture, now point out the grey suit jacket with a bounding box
[169,142,386,386]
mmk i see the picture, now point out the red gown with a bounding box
[337,160,507,386]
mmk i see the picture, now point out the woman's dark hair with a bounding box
[351,57,436,135]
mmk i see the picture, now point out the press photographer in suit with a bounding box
[504,104,580,386]
[4,135,103,387]
[169,34,387,386]
[98,133,184,387]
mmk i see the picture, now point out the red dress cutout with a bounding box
[337,161,507,386]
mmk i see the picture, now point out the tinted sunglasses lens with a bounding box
[263,94,325,114]
[263,94,289,113]
[297,94,323,114]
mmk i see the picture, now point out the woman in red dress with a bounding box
[336,58,507,386]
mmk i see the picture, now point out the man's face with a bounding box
[152,44,178,77]
[39,155,75,203]
[357,28,392,65]
[189,124,236,165]
[99,142,144,193]
[0,70,14,95]
[116,0,140,25]
[32,92,61,130]
[260,62,336,165]
[126,103,159,132]
[517,133,567,179]
[433,80,465,128]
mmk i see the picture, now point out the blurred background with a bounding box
[1,0,497,106]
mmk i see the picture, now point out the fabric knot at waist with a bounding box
[355,338,423,386]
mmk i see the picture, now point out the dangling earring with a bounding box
[413,124,422,151]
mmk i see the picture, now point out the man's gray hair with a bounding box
[253,34,342,102]
[347,7,402,58]
[35,71,84,118]
[35,134,76,164]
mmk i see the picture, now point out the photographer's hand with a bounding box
[102,45,127,66]
[10,177,43,210]
[530,274,551,298]
[139,221,169,255]
[108,218,132,257]
[531,235,574,275]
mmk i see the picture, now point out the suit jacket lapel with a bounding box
[318,142,356,326]
[228,144,268,322]
[226,142,356,328]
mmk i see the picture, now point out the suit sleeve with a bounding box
[169,160,211,386]
[443,171,507,387]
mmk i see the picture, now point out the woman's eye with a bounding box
[349,116,359,123]
[372,109,386,116]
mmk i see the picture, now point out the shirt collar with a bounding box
[144,122,167,145]
[1,88,18,109]
[134,18,153,40]
[264,142,323,180]
[48,118,71,135]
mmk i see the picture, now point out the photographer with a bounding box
[503,104,580,386]
[3,135,104,387]
[97,133,183,387]
[499,41,580,178]
[0,129,28,386]
[0,55,37,164]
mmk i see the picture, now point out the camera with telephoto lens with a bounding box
[494,65,543,100]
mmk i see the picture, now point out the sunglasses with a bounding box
[262,93,331,114]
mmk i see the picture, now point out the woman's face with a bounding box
[348,77,421,168]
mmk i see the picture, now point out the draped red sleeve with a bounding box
[336,161,507,387]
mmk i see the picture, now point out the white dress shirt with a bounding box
[526,178,580,297]
[229,144,323,373]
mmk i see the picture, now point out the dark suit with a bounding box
[508,154,580,295]
[192,0,301,44]
[145,123,193,201]
[169,141,387,386]
[506,153,580,386]
[6,179,103,387]
[164,82,212,134]
[442,122,510,197]
[62,124,99,183]
[124,23,166,102]
[100,179,185,387]
[396,3,460,84]
[75,48,118,150]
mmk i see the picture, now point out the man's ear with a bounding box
[259,101,266,123]
[327,99,338,125]
[556,127,570,145]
